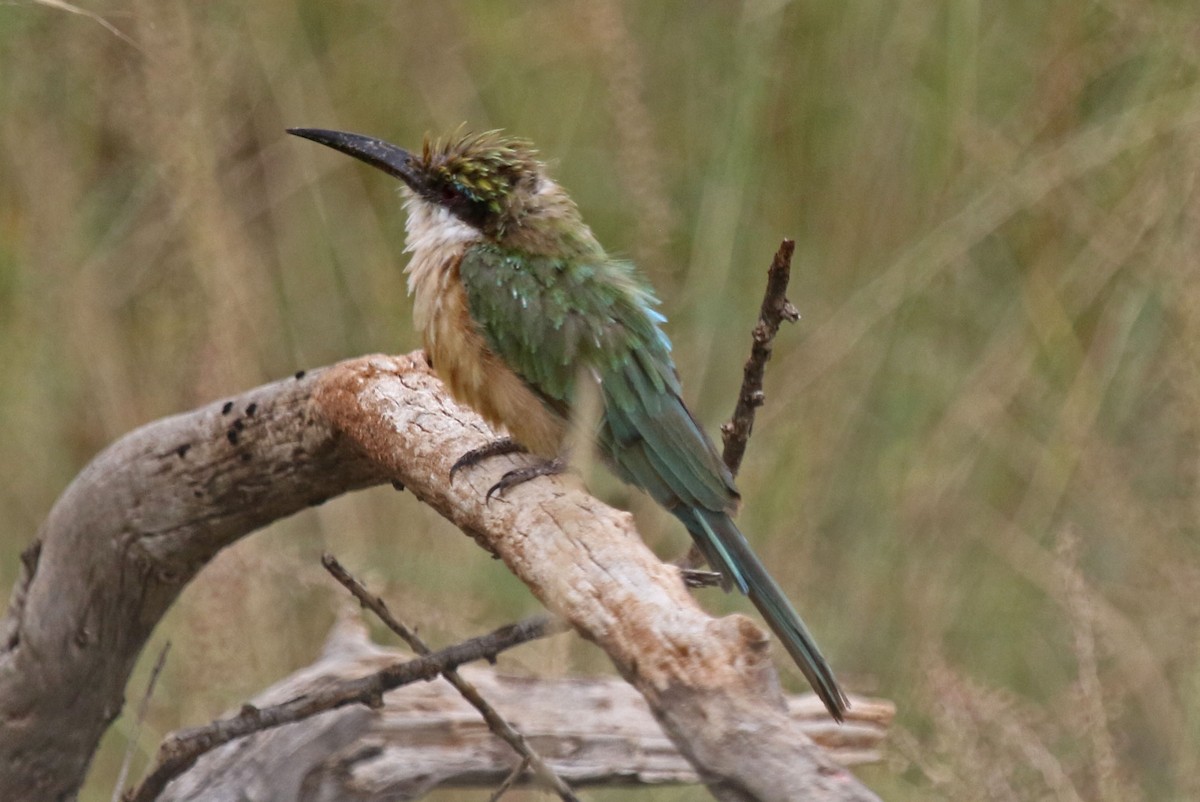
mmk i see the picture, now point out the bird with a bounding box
[288,126,849,721]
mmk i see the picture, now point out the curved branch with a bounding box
[1,367,385,802]
[0,352,882,802]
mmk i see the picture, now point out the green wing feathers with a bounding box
[461,243,737,513]
[460,243,633,404]
[599,350,738,515]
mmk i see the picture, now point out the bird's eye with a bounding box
[439,184,458,204]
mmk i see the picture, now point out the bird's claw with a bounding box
[680,568,725,589]
[450,437,527,480]
[485,457,567,503]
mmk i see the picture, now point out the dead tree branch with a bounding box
[126,614,567,802]
[153,613,894,801]
[0,368,384,802]
[1,352,882,802]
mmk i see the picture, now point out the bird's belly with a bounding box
[421,273,567,458]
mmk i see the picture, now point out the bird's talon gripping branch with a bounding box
[449,436,528,480]
[680,568,726,589]
[485,457,567,502]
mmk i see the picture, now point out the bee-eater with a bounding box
[288,127,849,720]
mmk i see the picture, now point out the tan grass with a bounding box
[2,2,1198,799]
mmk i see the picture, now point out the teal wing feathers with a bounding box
[459,242,738,516]
[681,506,850,718]
[459,244,625,404]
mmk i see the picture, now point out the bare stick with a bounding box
[320,553,579,802]
[124,614,565,802]
[488,757,532,802]
[721,238,801,474]
[681,239,801,576]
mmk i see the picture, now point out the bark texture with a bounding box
[0,368,384,802]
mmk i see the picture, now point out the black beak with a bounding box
[287,128,423,192]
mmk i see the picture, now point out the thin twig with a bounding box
[721,238,801,474]
[110,642,170,802]
[124,614,566,802]
[488,757,532,802]
[320,553,581,802]
[681,239,801,573]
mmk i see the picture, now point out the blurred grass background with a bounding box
[2,1,1199,799]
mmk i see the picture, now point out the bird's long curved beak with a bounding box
[287,128,423,191]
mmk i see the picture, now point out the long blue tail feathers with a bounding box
[684,508,849,722]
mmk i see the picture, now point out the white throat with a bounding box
[401,192,482,332]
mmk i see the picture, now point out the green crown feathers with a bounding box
[419,130,541,213]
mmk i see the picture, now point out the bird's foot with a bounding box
[486,456,568,502]
[450,437,528,480]
[680,568,725,589]
[672,545,732,591]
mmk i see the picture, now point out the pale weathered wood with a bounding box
[0,351,885,802]
[0,368,386,802]
[158,613,894,801]
[315,354,882,802]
